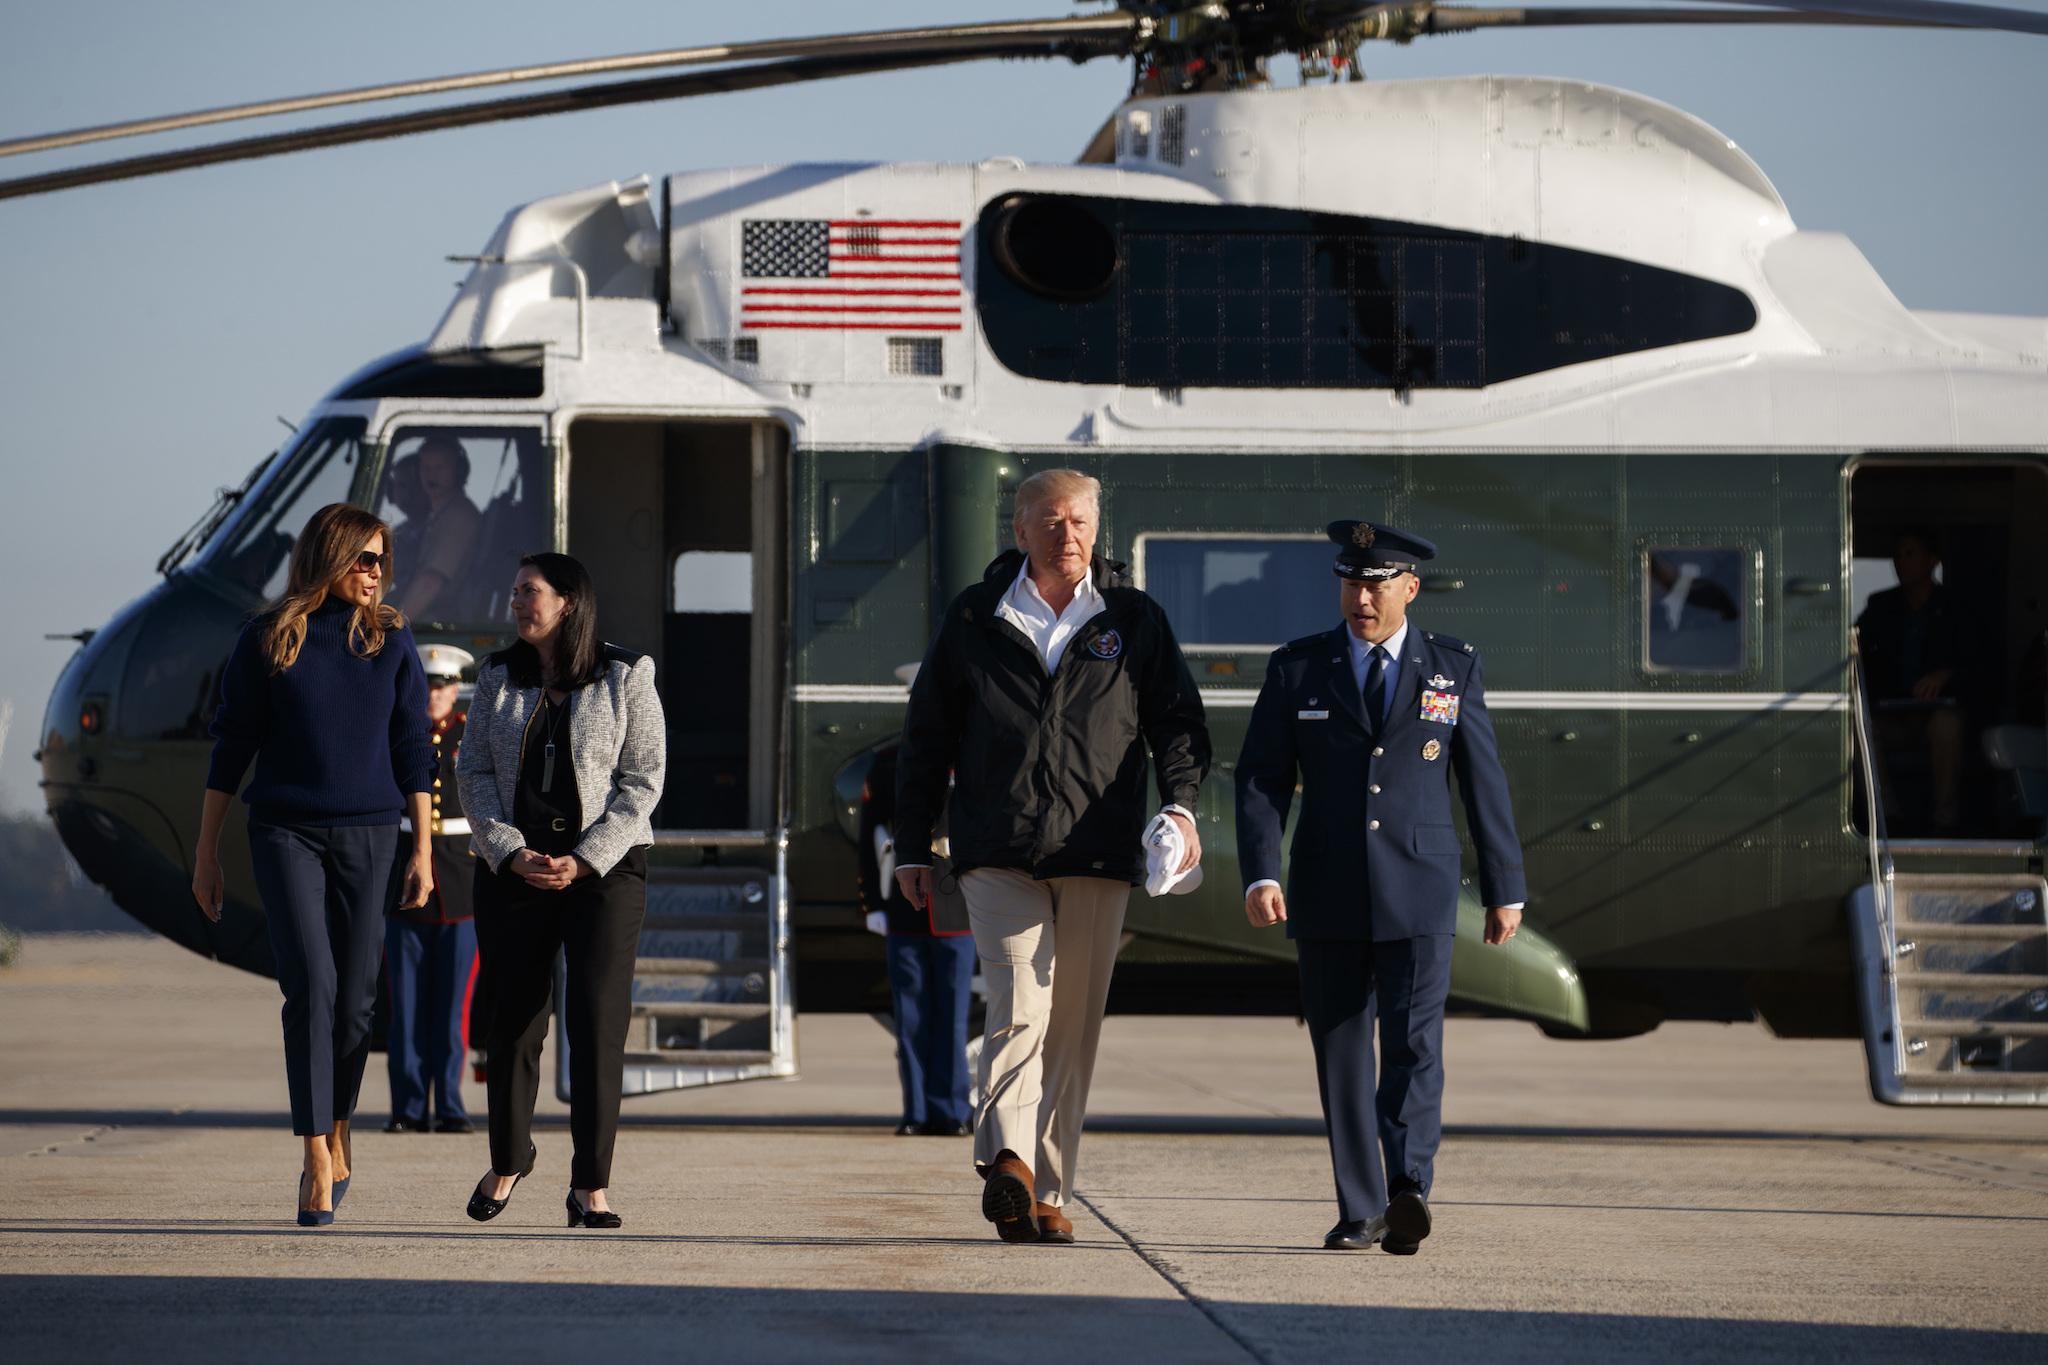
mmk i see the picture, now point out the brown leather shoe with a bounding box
[980,1151,1038,1243]
[1035,1202,1074,1245]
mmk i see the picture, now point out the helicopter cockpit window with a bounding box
[1645,547,1748,673]
[196,417,367,600]
[1137,535,1335,649]
[378,425,548,627]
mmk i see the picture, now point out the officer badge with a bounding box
[1427,674,1455,690]
[1422,738,1442,761]
[1420,690,1460,724]
[1087,630,1123,660]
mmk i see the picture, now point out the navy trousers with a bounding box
[248,820,398,1136]
[885,933,976,1126]
[1296,934,1454,1223]
[384,917,477,1124]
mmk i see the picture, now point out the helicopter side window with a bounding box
[1644,547,1748,673]
[197,418,368,601]
[378,425,548,626]
[1136,535,1334,649]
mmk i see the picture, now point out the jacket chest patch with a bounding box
[1086,630,1123,661]
[1420,690,1461,725]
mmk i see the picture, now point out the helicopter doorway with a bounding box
[1848,460,2048,842]
[563,418,788,834]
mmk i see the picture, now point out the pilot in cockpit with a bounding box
[390,435,482,622]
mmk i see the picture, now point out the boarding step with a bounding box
[560,858,795,1099]
[1850,873,2048,1106]
[622,1049,776,1069]
[631,1001,773,1021]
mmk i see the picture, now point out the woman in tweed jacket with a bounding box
[455,552,665,1229]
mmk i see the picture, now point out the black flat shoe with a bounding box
[1322,1217,1385,1251]
[384,1116,429,1134]
[435,1116,474,1134]
[465,1143,537,1223]
[920,1117,973,1137]
[894,1121,921,1136]
[566,1191,623,1229]
[1383,1189,1431,1254]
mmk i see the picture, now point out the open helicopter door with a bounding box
[1846,458,2048,1106]
[558,417,795,1097]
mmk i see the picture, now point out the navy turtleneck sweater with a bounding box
[207,597,435,827]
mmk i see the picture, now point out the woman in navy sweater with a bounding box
[194,502,436,1227]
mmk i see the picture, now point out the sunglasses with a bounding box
[352,549,391,574]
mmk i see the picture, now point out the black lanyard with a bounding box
[539,695,568,792]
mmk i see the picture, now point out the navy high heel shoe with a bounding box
[466,1143,537,1222]
[332,1175,350,1209]
[296,1172,334,1228]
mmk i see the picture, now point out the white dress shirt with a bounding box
[1246,620,1521,913]
[997,561,1103,672]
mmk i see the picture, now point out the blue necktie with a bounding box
[1364,645,1388,734]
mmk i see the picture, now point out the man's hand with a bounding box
[895,866,932,909]
[1911,668,1955,702]
[1245,884,1287,928]
[1165,810,1202,873]
[1483,905,1522,945]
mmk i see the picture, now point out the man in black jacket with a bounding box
[896,468,1209,1245]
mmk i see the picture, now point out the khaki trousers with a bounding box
[961,867,1130,1208]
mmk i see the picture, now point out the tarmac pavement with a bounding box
[2,932,2045,1363]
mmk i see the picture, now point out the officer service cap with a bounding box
[417,642,475,681]
[1327,521,1437,581]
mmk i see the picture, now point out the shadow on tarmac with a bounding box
[0,1276,2043,1364]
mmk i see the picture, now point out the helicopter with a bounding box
[14,1,2048,1106]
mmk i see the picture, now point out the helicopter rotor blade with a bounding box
[0,13,1139,162]
[1645,0,2048,35]
[1317,0,2048,39]
[1395,4,1968,34]
[0,39,1134,203]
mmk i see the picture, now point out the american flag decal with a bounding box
[740,218,962,332]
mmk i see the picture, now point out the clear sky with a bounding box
[0,0,2043,815]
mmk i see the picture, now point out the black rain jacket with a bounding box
[895,550,1210,885]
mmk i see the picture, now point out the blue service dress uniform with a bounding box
[1235,623,1526,1224]
[385,707,478,1127]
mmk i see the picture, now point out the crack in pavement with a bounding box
[1073,1190,1272,1365]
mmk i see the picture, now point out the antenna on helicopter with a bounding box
[0,1,2042,202]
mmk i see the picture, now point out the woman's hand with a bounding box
[515,851,589,891]
[192,854,225,923]
[400,846,435,910]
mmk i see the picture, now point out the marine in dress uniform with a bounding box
[385,643,481,1134]
[1235,521,1527,1253]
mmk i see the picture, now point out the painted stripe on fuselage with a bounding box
[791,685,1849,713]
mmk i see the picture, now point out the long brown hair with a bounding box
[260,503,406,673]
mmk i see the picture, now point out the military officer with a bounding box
[1235,521,1526,1254]
[385,643,482,1134]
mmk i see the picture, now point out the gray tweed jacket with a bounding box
[456,644,666,876]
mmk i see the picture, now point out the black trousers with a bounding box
[474,848,647,1190]
[247,819,398,1136]
[1296,934,1454,1223]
